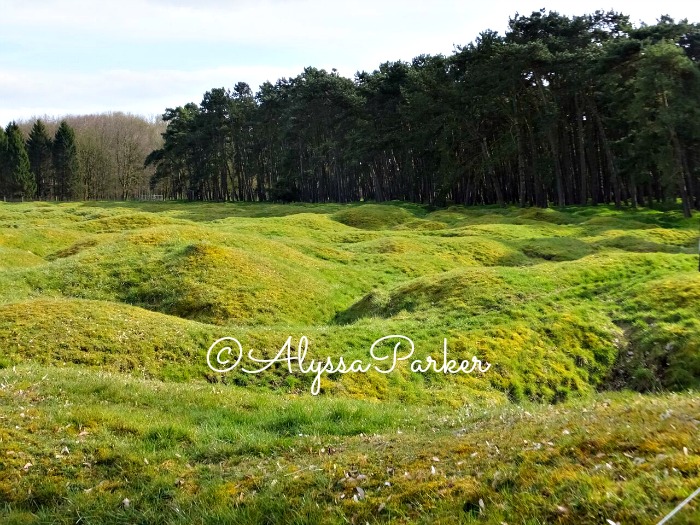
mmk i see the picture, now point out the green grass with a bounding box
[0,365,698,524]
[1,201,698,400]
[0,200,699,523]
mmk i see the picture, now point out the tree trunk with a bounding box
[513,100,527,207]
[576,94,589,205]
[481,138,504,207]
[591,102,620,207]
[670,128,693,218]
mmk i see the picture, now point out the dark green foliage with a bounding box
[26,120,54,199]
[52,120,79,200]
[0,126,7,198]
[2,123,35,200]
[141,11,700,215]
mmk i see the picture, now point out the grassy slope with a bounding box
[1,366,698,524]
[0,201,699,523]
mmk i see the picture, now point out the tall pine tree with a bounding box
[27,119,54,199]
[4,123,35,200]
[0,127,7,200]
[53,121,79,200]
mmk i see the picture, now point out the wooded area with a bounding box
[0,114,164,201]
[146,11,700,216]
[2,10,699,216]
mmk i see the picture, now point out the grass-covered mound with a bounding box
[1,201,699,523]
[0,298,216,380]
[332,203,421,230]
[1,201,698,402]
[608,273,700,392]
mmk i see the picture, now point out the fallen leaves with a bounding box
[353,486,365,501]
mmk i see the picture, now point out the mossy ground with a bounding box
[0,366,698,524]
[0,201,699,523]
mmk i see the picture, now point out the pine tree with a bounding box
[27,119,54,199]
[53,121,79,200]
[4,123,36,200]
[0,127,7,200]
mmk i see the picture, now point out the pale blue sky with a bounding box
[1,0,698,125]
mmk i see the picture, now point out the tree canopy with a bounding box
[1,122,35,200]
[143,10,700,216]
[3,10,699,215]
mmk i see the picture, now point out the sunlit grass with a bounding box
[1,201,698,399]
[0,365,697,524]
[0,200,699,523]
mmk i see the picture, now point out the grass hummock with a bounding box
[0,201,698,523]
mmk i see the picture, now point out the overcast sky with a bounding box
[1,0,699,126]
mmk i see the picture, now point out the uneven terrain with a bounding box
[0,201,698,523]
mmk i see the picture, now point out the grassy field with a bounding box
[0,200,699,523]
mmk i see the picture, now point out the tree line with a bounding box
[0,120,75,201]
[146,10,700,216]
[2,11,699,216]
[0,114,164,201]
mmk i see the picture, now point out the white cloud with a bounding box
[6,1,695,43]
[2,1,696,47]
[2,1,376,44]
[0,65,304,125]
[1,0,699,124]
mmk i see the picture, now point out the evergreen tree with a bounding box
[626,40,700,217]
[4,123,36,200]
[0,127,7,199]
[27,119,54,199]
[53,120,79,200]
